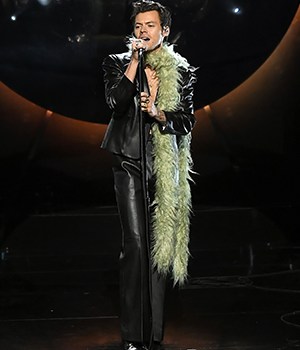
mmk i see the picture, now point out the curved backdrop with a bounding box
[0,0,298,121]
[0,1,299,220]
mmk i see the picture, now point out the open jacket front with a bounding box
[101,52,196,158]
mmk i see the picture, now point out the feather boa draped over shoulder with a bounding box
[144,44,194,285]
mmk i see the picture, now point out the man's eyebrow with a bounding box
[135,21,157,25]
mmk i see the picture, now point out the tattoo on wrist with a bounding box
[156,108,166,125]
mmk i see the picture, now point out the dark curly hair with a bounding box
[131,1,172,29]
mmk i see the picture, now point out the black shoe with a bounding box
[123,341,148,350]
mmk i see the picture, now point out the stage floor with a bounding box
[1,206,300,349]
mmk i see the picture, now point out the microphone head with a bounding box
[138,47,146,56]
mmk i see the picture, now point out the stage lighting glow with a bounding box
[233,7,241,14]
[36,0,52,5]
[11,15,17,21]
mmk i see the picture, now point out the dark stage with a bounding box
[1,0,300,349]
[1,206,300,349]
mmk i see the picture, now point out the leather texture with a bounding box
[101,50,195,343]
[113,140,166,343]
[101,52,196,159]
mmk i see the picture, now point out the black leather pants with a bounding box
[113,141,166,344]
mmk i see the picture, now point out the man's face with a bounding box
[133,10,168,52]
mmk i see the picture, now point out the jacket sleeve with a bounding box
[160,67,197,135]
[102,54,137,116]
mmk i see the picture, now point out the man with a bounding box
[101,1,196,349]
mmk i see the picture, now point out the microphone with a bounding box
[138,47,146,57]
[129,37,149,56]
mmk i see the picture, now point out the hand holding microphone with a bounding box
[124,37,149,83]
[130,38,148,60]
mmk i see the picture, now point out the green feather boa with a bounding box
[145,44,193,285]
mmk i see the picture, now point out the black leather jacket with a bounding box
[101,51,196,159]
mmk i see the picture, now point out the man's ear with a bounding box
[163,26,170,37]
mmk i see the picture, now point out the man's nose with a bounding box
[140,26,147,34]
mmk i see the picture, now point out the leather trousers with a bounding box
[113,139,166,344]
